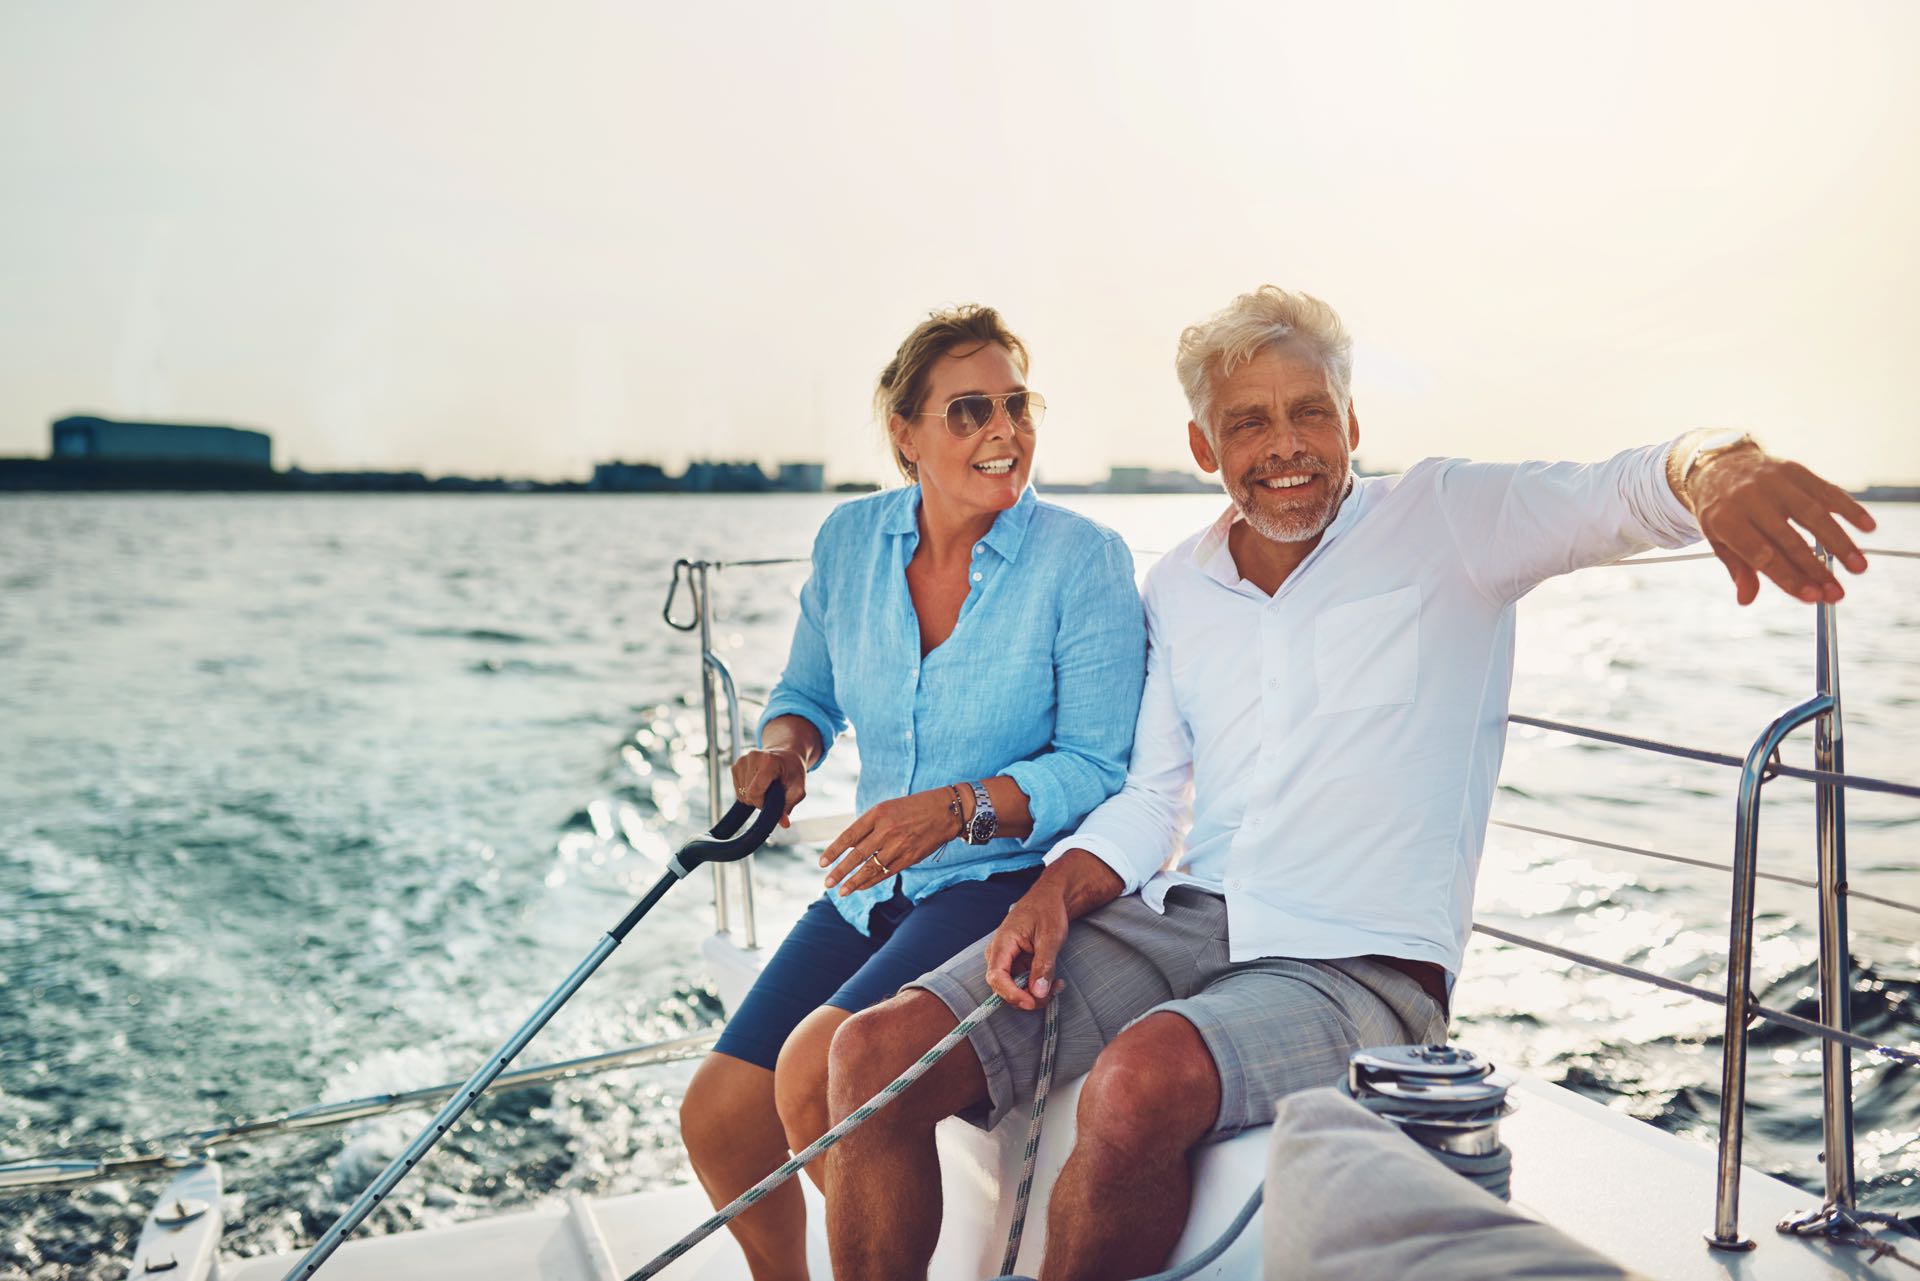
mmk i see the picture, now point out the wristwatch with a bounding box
[1681,430,1757,485]
[963,780,998,845]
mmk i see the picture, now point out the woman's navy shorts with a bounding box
[712,865,1043,1071]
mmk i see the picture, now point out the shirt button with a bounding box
[971,571,983,582]
[973,543,984,556]
[1248,813,1263,827]
[1267,676,1280,688]
[1227,877,1244,891]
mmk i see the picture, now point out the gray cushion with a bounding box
[1264,1088,1645,1281]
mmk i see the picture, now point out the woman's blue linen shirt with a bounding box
[759,485,1147,935]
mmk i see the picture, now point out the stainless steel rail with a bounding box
[1594,545,1920,566]
[0,1031,721,1193]
[1709,690,1835,1250]
[1506,714,1920,800]
[1502,547,1920,1250]
[1467,924,1919,1066]
[1806,586,1857,1227]
[1487,821,1920,917]
[665,559,764,945]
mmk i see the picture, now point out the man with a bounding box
[820,286,1875,1281]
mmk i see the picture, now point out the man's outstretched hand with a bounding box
[1676,438,1876,606]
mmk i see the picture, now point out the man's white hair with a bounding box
[1176,287,1354,434]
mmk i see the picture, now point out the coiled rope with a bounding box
[629,981,1062,1280]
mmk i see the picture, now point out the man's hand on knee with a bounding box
[986,889,1068,1010]
[985,849,1124,1011]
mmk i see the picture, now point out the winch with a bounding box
[1344,1044,1516,1201]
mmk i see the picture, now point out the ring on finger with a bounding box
[865,850,890,875]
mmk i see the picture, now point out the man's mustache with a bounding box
[1241,455,1340,486]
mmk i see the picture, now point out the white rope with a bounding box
[629,980,1062,1280]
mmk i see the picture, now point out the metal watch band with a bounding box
[1682,430,1756,485]
[965,779,997,845]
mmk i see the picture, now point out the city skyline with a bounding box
[4,3,1918,487]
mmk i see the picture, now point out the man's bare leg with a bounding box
[824,990,989,1281]
[1039,1013,1221,1281]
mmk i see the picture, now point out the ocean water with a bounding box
[0,492,1915,1277]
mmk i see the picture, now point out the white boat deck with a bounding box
[194,925,1893,1280]
[210,1063,1877,1281]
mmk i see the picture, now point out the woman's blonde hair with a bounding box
[875,305,1031,482]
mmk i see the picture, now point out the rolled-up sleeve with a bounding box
[1043,574,1192,893]
[758,525,848,766]
[1433,439,1701,604]
[1001,532,1146,848]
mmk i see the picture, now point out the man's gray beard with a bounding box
[1230,480,1342,544]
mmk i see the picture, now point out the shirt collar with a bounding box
[880,485,921,537]
[1190,471,1365,589]
[883,484,1038,563]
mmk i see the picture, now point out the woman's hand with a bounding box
[821,788,963,896]
[731,748,807,827]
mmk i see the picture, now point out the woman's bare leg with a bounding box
[774,1006,853,1193]
[680,1051,809,1281]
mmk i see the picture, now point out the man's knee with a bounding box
[1077,1013,1221,1158]
[827,989,977,1124]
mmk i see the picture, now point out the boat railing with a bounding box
[0,1032,721,1192]
[663,555,811,952]
[1479,546,1920,1249]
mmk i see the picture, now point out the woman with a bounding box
[677,305,1146,1280]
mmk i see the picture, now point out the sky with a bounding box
[2,1,1917,486]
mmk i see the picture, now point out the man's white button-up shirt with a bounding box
[1046,441,1701,978]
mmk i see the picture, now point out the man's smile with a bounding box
[1255,473,1319,491]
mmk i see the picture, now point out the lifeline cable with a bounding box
[628,981,1063,1280]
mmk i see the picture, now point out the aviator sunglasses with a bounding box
[914,390,1048,438]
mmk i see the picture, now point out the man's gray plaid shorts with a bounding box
[907,885,1449,1138]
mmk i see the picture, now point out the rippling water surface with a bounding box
[2,493,1916,1277]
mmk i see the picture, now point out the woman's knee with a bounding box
[774,1007,845,1142]
[681,1053,773,1164]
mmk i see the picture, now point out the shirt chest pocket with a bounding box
[1311,586,1420,716]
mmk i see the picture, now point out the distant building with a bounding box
[680,460,771,492]
[591,461,676,492]
[772,462,826,492]
[52,416,271,469]
[587,459,826,493]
